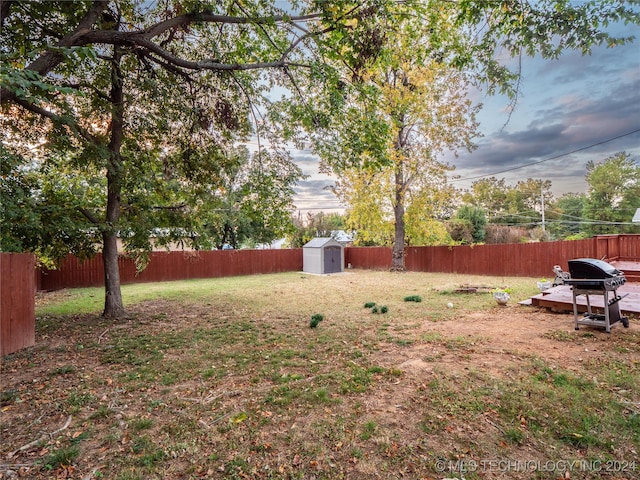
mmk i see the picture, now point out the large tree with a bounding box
[464,177,552,228]
[332,61,477,268]
[546,192,588,239]
[462,177,509,221]
[277,0,639,270]
[0,0,331,317]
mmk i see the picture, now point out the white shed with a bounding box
[303,237,344,274]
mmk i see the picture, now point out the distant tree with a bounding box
[499,179,553,228]
[455,205,487,243]
[546,193,588,239]
[446,219,474,245]
[287,212,347,248]
[584,152,640,235]
[464,178,552,230]
[462,178,508,221]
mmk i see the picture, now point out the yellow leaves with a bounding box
[230,411,248,424]
[344,18,358,28]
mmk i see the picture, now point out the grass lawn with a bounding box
[1,270,639,479]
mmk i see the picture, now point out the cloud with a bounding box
[293,178,342,210]
[450,72,640,194]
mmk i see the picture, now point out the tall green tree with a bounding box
[0,0,324,317]
[584,152,640,235]
[278,0,639,270]
[462,177,508,221]
[465,178,552,229]
[505,179,553,229]
[287,211,347,248]
[319,37,479,269]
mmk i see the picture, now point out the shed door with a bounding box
[324,246,342,273]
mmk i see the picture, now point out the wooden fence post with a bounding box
[1,253,36,355]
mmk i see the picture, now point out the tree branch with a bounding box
[1,0,108,104]
[79,207,101,225]
[10,415,72,458]
[0,0,14,29]
[139,11,322,39]
[22,1,108,76]
[12,97,99,145]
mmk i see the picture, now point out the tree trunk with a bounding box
[391,161,406,272]
[102,45,126,318]
[102,229,125,318]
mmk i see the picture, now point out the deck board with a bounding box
[522,283,640,314]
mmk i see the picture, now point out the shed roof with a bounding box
[303,237,341,248]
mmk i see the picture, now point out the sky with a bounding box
[290,19,640,215]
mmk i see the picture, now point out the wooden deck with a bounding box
[522,283,640,314]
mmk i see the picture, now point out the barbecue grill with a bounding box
[564,258,629,333]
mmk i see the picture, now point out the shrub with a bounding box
[310,313,324,329]
[403,295,422,302]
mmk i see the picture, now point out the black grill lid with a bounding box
[567,258,622,279]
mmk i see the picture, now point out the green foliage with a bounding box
[363,302,376,308]
[546,193,588,239]
[565,232,590,241]
[472,178,552,228]
[455,205,487,243]
[288,212,348,248]
[584,152,640,235]
[403,295,422,303]
[368,303,388,314]
[43,445,79,470]
[310,313,324,329]
[0,145,97,265]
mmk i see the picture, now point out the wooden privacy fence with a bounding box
[349,234,640,278]
[39,249,303,290]
[1,253,35,355]
[36,234,640,291]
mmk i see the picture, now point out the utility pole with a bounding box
[541,188,546,233]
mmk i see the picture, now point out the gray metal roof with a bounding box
[303,237,341,248]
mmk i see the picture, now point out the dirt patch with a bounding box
[351,302,637,386]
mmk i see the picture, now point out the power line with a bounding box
[450,128,640,183]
